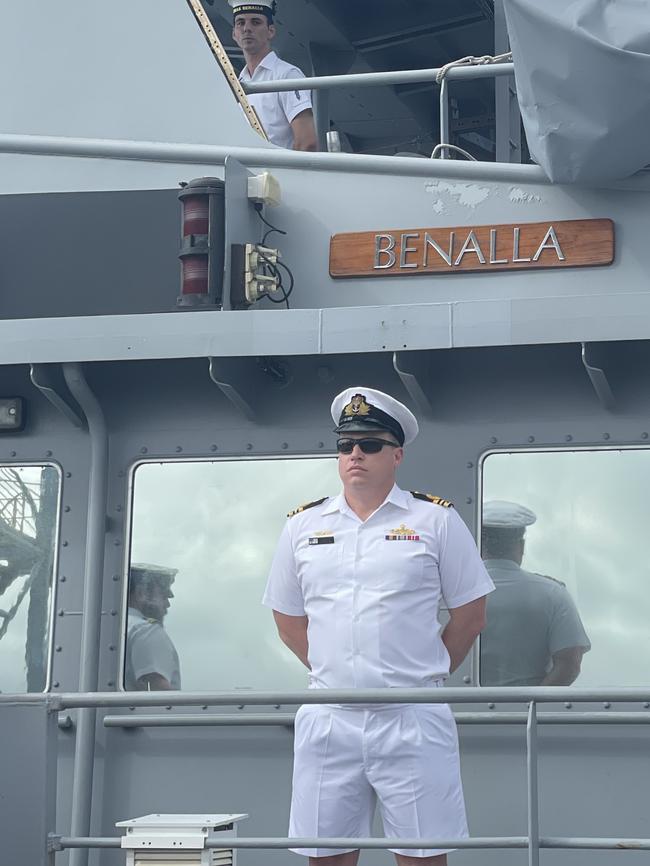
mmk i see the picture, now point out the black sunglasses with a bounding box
[336,437,400,454]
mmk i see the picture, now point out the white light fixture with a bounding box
[247,172,281,207]
[117,813,248,866]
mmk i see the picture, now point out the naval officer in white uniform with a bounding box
[480,501,590,686]
[264,387,494,865]
[231,0,317,151]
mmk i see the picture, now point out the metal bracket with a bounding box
[208,357,259,422]
[223,156,263,311]
[47,834,64,854]
[58,713,74,730]
[393,352,434,417]
[208,357,292,422]
[30,364,85,428]
[581,343,616,411]
[45,693,64,714]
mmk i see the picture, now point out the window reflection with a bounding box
[0,465,60,692]
[126,457,340,691]
[125,563,180,691]
[480,449,650,688]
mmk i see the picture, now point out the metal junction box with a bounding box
[117,813,248,866]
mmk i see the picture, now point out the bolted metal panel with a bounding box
[0,702,57,866]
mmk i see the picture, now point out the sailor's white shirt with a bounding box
[263,484,494,689]
[239,51,313,149]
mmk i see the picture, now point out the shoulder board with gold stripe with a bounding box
[410,491,454,508]
[287,496,328,518]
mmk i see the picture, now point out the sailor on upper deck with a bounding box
[230,0,318,152]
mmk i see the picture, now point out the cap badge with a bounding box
[344,393,371,417]
[385,524,420,541]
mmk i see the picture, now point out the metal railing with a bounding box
[4,686,648,864]
[0,60,519,173]
[49,834,650,853]
[101,710,650,728]
[241,60,515,160]
[241,62,514,93]
[26,685,650,707]
[0,132,547,183]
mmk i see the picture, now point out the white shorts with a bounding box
[289,702,468,858]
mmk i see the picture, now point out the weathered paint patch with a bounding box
[425,180,490,208]
[431,198,445,214]
[509,186,542,204]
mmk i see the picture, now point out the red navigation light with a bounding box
[180,256,210,297]
[181,194,209,236]
[178,177,225,308]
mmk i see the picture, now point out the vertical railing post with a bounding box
[439,77,450,159]
[62,363,109,866]
[526,701,540,866]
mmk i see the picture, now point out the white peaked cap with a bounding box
[229,0,275,15]
[330,386,419,446]
[482,500,537,529]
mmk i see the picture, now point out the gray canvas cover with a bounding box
[503,0,650,184]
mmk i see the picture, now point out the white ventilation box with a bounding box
[117,813,248,866]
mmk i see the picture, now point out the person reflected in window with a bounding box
[125,563,181,691]
[480,501,591,686]
[231,0,318,151]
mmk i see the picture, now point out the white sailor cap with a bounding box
[482,500,537,529]
[229,0,276,20]
[130,562,178,588]
[330,386,419,446]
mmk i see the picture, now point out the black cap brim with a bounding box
[334,417,403,443]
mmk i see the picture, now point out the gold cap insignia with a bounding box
[343,393,371,417]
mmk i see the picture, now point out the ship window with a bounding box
[480,449,650,688]
[0,464,61,693]
[125,456,340,692]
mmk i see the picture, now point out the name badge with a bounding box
[309,536,335,545]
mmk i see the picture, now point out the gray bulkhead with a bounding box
[0,2,649,865]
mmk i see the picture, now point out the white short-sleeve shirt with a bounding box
[263,484,494,689]
[125,607,181,690]
[239,51,313,149]
[481,559,591,686]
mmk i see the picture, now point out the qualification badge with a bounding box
[385,524,420,541]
